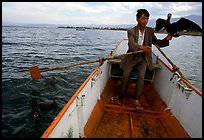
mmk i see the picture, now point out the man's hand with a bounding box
[140,46,151,54]
[166,33,177,40]
[98,58,104,65]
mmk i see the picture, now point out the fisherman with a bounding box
[111,9,176,110]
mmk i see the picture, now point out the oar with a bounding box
[29,50,143,80]
[154,44,189,82]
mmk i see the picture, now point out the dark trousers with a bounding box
[119,56,147,100]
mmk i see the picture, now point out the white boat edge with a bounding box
[41,39,202,138]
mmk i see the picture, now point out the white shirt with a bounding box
[138,29,145,45]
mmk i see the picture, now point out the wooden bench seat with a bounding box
[108,59,156,82]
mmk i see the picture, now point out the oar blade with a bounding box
[30,66,42,80]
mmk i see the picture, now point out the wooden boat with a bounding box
[41,39,202,138]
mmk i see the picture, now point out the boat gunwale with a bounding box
[41,38,129,138]
[41,64,101,138]
[157,56,202,97]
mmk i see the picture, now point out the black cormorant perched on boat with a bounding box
[155,13,202,37]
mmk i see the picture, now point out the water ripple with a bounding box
[2,26,202,138]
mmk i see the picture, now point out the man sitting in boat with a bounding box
[112,9,175,110]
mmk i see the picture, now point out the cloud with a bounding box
[2,2,202,25]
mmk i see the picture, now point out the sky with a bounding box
[2,2,202,26]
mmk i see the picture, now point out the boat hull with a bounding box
[84,79,189,138]
[41,39,202,138]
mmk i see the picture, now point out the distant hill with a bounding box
[87,15,202,29]
[2,23,64,28]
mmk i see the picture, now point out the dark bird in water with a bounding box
[37,99,58,110]
[155,13,202,37]
[31,99,58,126]
[31,99,40,125]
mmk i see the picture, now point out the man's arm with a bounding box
[128,29,152,54]
[152,34,169,48]
[127,29,141,52]
[165,33,175,40]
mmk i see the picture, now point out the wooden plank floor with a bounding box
[84,78,190,138]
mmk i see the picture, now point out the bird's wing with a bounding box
[155,18,166,31]
[172,18,202,32]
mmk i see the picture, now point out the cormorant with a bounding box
[31,99,58,125]
[155,13,202,37]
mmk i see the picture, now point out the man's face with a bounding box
[137,14,149,28]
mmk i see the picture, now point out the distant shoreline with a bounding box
[3,25,202,36]
[58,26,202,36]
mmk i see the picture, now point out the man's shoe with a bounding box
[135,100,144,110]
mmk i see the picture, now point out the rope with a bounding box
[154,44,189,82]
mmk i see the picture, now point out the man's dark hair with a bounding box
[136,9,150,19]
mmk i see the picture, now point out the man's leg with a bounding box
[134,60,147,108]
[118,66,133,99]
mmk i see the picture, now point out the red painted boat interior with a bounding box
[84,78,190,138]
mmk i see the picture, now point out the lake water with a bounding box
[2,26,202,138]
